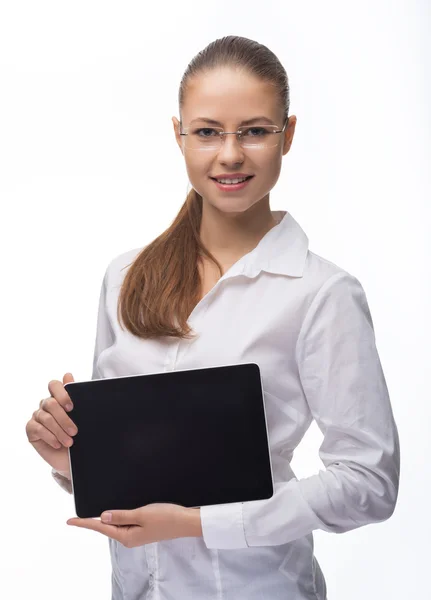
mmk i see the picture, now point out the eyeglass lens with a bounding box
[182,125,283,150]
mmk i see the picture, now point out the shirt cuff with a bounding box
[51,468,73,495]
[200,502,248,549]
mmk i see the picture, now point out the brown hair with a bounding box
[117,35,290,340]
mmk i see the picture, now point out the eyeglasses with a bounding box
[179,117,288,151]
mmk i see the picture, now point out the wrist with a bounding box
[177,507,203,538]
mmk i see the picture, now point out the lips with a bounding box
[210,176,254,181]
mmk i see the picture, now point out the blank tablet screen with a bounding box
[65,363,274,518]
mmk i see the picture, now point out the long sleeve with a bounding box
[200,272,400,549]
[90,266,115,381]
[51,267,114,493]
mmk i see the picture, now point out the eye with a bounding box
[194,128,218,137]
[242,127,268,136]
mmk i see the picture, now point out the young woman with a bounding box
[26,36,400,600]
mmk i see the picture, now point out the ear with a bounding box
[172,116,184,154]
[282,115,297,156]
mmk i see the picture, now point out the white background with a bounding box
[1,1,429,598]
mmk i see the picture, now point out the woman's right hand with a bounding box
[25,373,78,477]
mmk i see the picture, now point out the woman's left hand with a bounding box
[67,503,203,547]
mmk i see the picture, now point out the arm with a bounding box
[51,267,115,493]
[200,272,400,549]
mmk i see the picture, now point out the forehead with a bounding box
[182,68,279,123]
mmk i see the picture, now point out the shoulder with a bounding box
[103,247,144,289]
[302,249,365,306]
[305,249,350,282]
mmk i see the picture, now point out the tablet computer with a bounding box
[64,362,274,518]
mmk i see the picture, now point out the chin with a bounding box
[205,196,259,214]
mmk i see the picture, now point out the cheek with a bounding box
[255,155,283,185]
[250,149,283,180]
[184,159,213,194]
[263,150,283,173]
[185,157,209,177]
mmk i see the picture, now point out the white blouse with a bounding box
[52,209,400,600]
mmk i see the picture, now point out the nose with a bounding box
[216,133,245,163]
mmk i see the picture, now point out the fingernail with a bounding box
[101,512,112,522]
[66,403,73,411]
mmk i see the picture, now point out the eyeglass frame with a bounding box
[179,116,289,149]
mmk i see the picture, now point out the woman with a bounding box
[26,36,400,600]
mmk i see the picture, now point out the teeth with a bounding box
[216,177,249,184]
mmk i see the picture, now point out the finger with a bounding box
[100,509,140,525]
[47,379,74,412]
[26,420,62,449]
[40,396,78,438]
[34,409,74,448]
[66,518,139,548]
[63,372,75,408]
[63,373,74,385]
[66,518,122,540]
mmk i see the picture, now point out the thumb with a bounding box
[63,372,74,385]
[101,509,139,525]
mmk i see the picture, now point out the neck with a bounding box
[199,197,278,265]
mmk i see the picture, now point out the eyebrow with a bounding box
[189,116,275,126]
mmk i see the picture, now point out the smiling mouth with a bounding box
[210,176,254,182]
